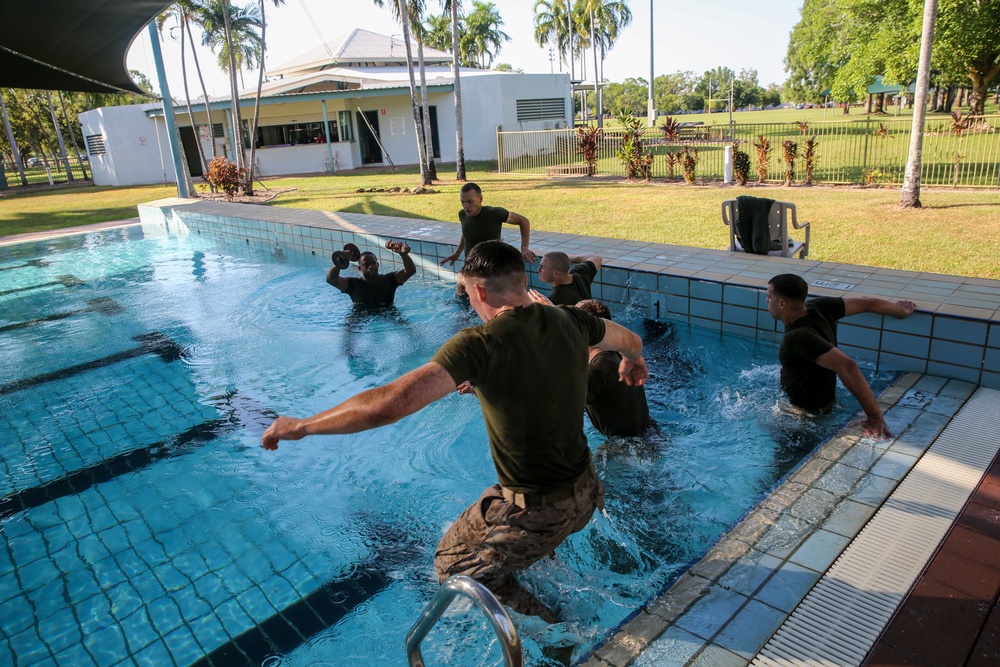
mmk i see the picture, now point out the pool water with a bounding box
[0,227,892,666]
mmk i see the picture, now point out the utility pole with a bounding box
[549,48,555,74]
[707,78,713,114]
[647,0,655,126]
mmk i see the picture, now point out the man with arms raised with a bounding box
[264,241,647,622]
[767,273,914,437]
[326,241,415,307]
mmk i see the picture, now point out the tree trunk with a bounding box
[864,93,872,114]
[222,0,250,194]
[451,0,466,180]
[179,17,208,178]
[417,39,437,181]
[967,61,1000,116]
[248,0,267,189]
[900,0,937,209]
[57,92,88,180]
[0,89,28,186]
[943,86,955,113]
[397,0,430,185]
[46,92,74,181]
[186,16,218,160]
[590,10,601,128]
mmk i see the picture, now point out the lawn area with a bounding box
[2,166,998,280]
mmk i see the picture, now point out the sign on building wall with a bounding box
[390,117,405,138]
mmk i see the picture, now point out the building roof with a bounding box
[269,28,452,78]
[0,0,170,93]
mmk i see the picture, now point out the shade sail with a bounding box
[0,0,173,93]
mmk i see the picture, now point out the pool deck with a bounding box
[5,206,1000,666]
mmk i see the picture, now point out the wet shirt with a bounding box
[779,297,846,411]
[549,261,598,306]
[432,304,606,495]
[459,205,510,256]
[345,274,402,307]
[586,351,651,437]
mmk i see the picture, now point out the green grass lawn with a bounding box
[2,167,998,280]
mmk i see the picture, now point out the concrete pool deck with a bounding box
[7,201,1000,665]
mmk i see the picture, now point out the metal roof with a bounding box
[0,0,171,93]
[269,28,452,77]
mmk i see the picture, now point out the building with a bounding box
[79,29,572,186]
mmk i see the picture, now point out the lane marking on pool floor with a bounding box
[751,386,1000,667]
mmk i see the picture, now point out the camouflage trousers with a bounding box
[434,464,604,622]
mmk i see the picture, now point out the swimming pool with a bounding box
[0,226,892,666]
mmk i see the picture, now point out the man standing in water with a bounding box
[767,273,914,437]
[263,241,647,621]
[440,182,537,267]
[326,241,415,307]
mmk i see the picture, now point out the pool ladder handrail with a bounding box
[405,575,523,667]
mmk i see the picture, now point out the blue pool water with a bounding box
[0,226,892,666]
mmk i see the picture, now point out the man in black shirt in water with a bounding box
[767,273,914,437]
[539,252,603,306]
[327,242,416,307]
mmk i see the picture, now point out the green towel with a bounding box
[735,196,775,255]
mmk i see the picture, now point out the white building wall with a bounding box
[79,104,177,186]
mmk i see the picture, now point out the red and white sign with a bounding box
[380,108,387,115]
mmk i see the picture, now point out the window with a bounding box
[85,134,106,155]
[212,124,224,138]
[515,98,566,122]
[254,121,339,148]
[338,111,354,142]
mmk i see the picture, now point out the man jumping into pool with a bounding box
[326,241,415,307]
[767,273,914,438]
[440,182,537,267]
[263,241,647,622]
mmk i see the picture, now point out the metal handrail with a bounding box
[405,575,523,667]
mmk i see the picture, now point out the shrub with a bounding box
[205,157,246,201]
[660,116,681,142]
[796,120,809,135]
[782,140,798,186]
[803,137,819,185]
[753,134,771,182]
[614,108,654,180]
[680,144,699,184]
[731,140,750,186]
[576,125,603,176]
[664,150,680,179]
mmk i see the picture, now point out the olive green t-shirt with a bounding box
[780,297,845,411]
[549,260,598,306]
[431,304,606,494]
[586,351,651,437]
[458,205,510,256]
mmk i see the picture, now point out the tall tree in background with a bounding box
[248,0,287,189]
[901,0,938,208]
[157,3,209,176]
[407,0,438,181]
[533,0,573,72]
[443,0,466,179]
[0,90,28,186]
[463,1,510,69]
[578,0,632,124]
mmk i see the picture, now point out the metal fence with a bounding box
[0,156,91,189]
[497,115,1000,188]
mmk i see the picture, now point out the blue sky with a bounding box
[127,0,805,98]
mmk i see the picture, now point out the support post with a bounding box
[147,22,190,198]
[322,99,336,174]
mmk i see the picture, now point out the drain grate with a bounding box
[752,387,1000,667]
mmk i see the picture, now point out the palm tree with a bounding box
[900,0,937,208]
[183,0,220,161]
[534,0,572,72]
[463,1,510,69]
[446,0,467,179]
[579,0,631,126]
[248,0,287,189]
[407,1,438,181]
[200,0,262,191]
[157,4,209,176]
[0,89,28,186]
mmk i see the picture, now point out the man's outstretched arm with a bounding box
[568,253,603,270]
[843,297,915,319]
[594,320,647,386]
[395,246,417,283]
[506,212,537,263]
[326,266,348,292]
[440,236,466,266]
[261,362,457,450]
[815,346,891,438]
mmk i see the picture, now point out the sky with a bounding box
[126,0,805,99]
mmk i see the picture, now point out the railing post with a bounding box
[861,116,872,184]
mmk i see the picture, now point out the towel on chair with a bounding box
[735,196,775,255]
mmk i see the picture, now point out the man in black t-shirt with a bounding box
[440,182,537,267]
[540,252,603,305]
[263,241,648,622]
[576,300,652,437]
[326,242,416,307]
[767,273,914,438]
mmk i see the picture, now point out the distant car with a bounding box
[26,157,40,167]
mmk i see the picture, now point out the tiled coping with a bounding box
[137,198,1000,391]
[132,199,998,665]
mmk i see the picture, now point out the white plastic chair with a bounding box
[721,199,811,259]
